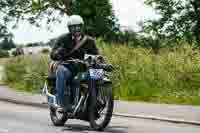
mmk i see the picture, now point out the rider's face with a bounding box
[69,24,82,37]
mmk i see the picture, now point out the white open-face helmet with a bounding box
[67,15,84,35]
[67,15,84,27]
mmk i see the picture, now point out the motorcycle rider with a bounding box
[49,15,102,113]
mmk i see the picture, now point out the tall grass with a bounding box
[4,55,49,93]
[99,42,200,104]
[0,57,10,65]
[3,42,200,105]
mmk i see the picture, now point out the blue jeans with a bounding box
[56,65,72,106]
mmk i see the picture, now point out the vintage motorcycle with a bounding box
[42,54,114,131]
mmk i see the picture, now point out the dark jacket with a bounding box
[49,33,99,75]
[50,33,99,61]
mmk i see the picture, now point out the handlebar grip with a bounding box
[96,64,113,72]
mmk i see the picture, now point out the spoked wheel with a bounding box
[89,83,114,131]
[47,85,68,126]
[50,106,68,126]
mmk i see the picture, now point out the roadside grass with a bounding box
[0,57,10,85]
[3,55,49,94]
[0,81,6,85]
[0,57,9,65]
[2,42,200,105]
[99,42,200,105]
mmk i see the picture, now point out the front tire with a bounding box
[50,106,68,126]
[89,83,114,131]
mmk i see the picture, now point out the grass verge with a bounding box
[3,43,200,105]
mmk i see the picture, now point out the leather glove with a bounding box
[55,48,66,60]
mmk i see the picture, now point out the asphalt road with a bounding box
[0,101,200,133]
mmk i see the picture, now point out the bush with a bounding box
[11,50,17,56]
[0,50,9,58]
[41,48,50,54]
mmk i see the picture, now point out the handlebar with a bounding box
[95,64,114,72]
[65,59,86,64]
[63,59,113,72]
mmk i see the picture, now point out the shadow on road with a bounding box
[62,124,128,133]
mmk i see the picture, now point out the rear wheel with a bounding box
[89,83,114,131]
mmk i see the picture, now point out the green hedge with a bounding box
[0,50,9,58]
[41,48,50,54]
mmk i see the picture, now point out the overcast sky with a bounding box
[10,0,158,44]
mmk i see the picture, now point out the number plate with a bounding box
[89,69,104,80]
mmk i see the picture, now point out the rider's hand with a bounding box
[96,55,106,64]
[54,48,66,60]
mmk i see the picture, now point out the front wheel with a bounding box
[89,83,114,131]
[50,106,68,126]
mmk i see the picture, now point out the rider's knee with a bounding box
[56,65,72,77]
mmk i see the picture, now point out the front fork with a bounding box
[73,79,96,114]
[89,79,97,111]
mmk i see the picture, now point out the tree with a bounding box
[110,29,139,45]
[142,0,200,44]
[26,43,39,47]
[0,49,9,58]
[0,0,118,40]
[0,37,16,50]
[72,0,119,38]
[0,0,72,31]
[0,24,10,39]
